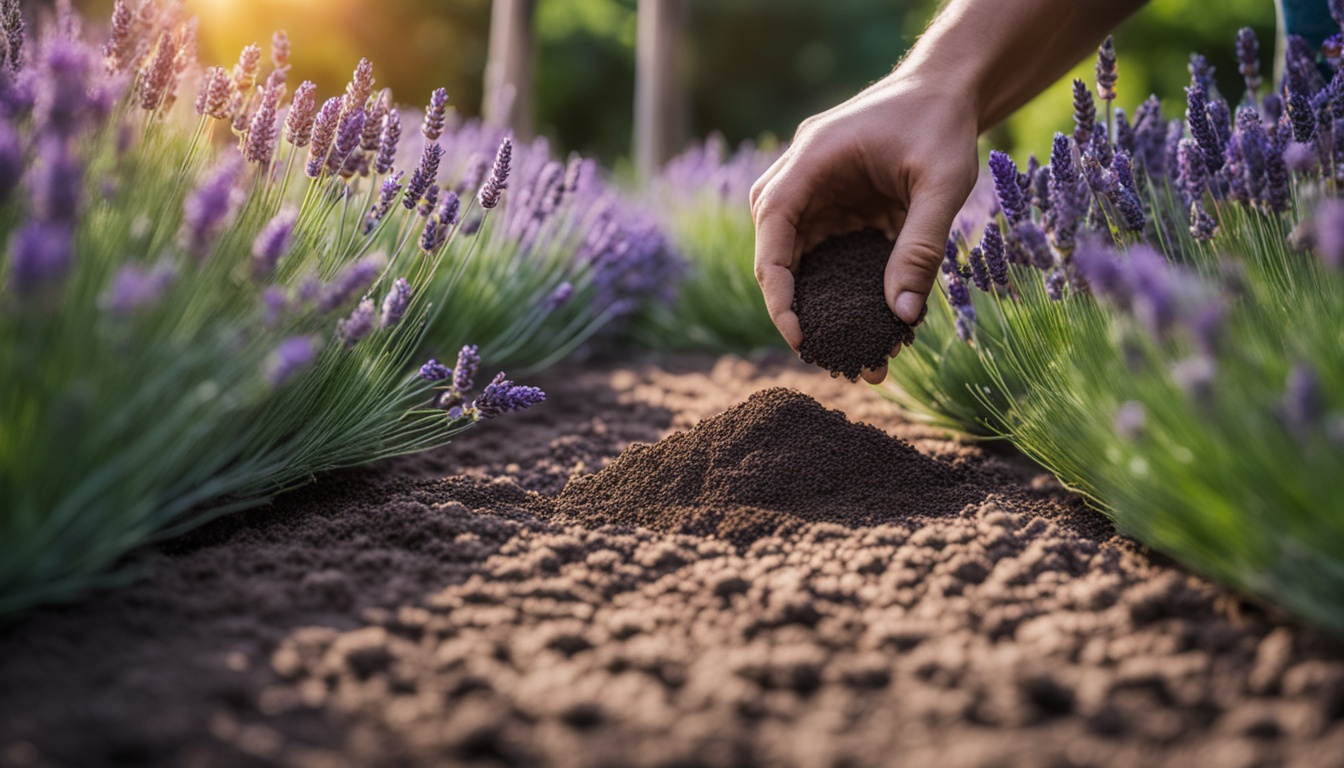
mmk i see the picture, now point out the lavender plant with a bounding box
[0,2,546,616]
[885,30,1344,632]
[630,136,783,351]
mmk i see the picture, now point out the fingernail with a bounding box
[895,292,925,326]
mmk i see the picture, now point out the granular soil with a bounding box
[1,353,1343,768]
[794,229,915,380]
[557,388,978,545]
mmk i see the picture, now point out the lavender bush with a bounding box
[0,1,547,616]
[885,31,1344,632]
[630,136,783,351]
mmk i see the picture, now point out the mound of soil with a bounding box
[557,388,977,544]
[794,229,915,380]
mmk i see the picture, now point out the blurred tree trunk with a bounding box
[635,0,686,180]
[484,0,535,140]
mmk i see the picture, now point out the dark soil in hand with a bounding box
[794,229,915,380]
[1,353,1342,768]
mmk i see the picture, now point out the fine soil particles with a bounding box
[794,229,915,380]
[1,353,1343,768]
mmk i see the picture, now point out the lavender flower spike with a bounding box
[403,142,444,209]
[419,358,451,381]
[102,263,174,314]
[478,136,513,210]
[317,253,385,313]
[245,78,283,168]
[470,372,545,420]
[988,150,1028,225]
[181,155,242,256]
[1236,27,1261,103]
[329,108,366,178]
[231,44,262,94]
[422,87,448,141]
[981,221,1009,287]
[1287,88,1316,144]
[967,246,990,291]
[305,97,342,179]
[453,344,481,393]
[342,58,374,117]
[8,222,73,292]
[337,298,376,349]
[267,336,320,387]
[1314,198,1344,270]
[375,108,400,175]
[251,208,297,280]
[380,277,412,329]
[1073,79,1096,148]
[1186,85,1224,176]
[102,0,135,72]
[1189,200,1217,242]
[1095,36,1117,103]
[284,81,317,148]
[363,171,404,234]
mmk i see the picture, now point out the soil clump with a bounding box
[558,388,977,544]
[794,229,915,380]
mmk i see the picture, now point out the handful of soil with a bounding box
[793,228,915,381]
[557,388,973,545]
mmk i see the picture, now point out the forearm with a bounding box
[893,0,1149,132]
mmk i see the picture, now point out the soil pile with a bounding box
[557,388,978,544]
[794,229,914,380]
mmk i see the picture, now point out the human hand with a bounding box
[750,71,979,384]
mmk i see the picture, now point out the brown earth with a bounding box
[1,352,1343,768]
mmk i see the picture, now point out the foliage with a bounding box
[886,26,1344,632]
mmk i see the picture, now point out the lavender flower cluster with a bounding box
[417,344,544,421]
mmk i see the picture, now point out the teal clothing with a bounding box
[1279,0,1337,46]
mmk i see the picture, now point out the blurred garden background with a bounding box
[60,0,1275,169]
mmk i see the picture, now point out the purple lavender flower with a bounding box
[478,136,513,210]
[419,216,443,253]
[1073,237,1129,301]
[981,221,1009,287]
[337,298,376,349]
[1188,54,1215,95]
[102,0,135,72]
[250,208,297,280]
[1265,130,1291,213]
[945,272,976,342]
[470,372,545,419]
[1209,98,1233,151]
[363,171,403,234]
[231,43,262,94]
[329,108,366,178]
[317,254,384,313]
[1189,201,1217,242]
[284,80,317,148]
[967,246,990,291]
[1186,85,1224,176]
[1288,88,1317,144]
[1282,364,1323,437]
[1285,141,1318,174]
[988,150,1028,225]
[1314,198,1344,270]
[1133,96,1167,176]
[180,155,242,256]
[262,286,288,328]
[1095,36,1117,102]
[1072,78,1096,148]
[1114,108,1136,156]
[1326,32,1344,70]
[1032,164,1051,215]
[1285,35,1326,96]
[380,277,411,329]
[30,139,82,222]
[8,221,73,292]
[101,263,174,314]
[1045,268,1067,301]
[136,30,178,112]
[1176,138,1207,204]
[418,184,439,218]
[1163,119,1184,180]
[438,190,461,227]
[403,142,443,210]
[1113,149,1136,192]
[419,358,451,381]
[375,107,400,175]
[271,29,290,75]
[266,336,319,387]
[360,94,386,156]
[1113,188,1145,232]
[244,77,282,167]
[305,97,342,179]
[453,344,480,393]
[1088,121,1114,168]
[1236,27,1261,103]
[941,237,958,277]
[422,87,448,141]
[342,58,374,117]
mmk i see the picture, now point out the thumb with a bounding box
[885,191,960,326]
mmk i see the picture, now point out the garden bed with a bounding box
[1,352,1342,768]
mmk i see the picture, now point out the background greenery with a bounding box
[58,0,1276,164]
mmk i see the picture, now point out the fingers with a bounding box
[749,151,789,214]
[885,188,962,326]
[753,185,805,350]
